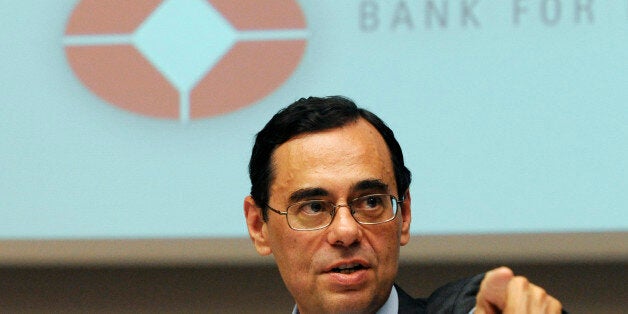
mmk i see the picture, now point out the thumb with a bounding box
[475,266,514,314]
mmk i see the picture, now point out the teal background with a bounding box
[2,0,627,238]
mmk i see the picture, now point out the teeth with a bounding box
[333,263,363,273]
[337,263,360,270]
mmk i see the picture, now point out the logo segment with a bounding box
[64,0,308,121]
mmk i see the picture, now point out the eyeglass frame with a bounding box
[265,193,405,231]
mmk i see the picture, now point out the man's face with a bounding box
[245,118,411,313]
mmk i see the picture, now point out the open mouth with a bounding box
[331,263,366,274]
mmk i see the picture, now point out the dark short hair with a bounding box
[249,96,411,220]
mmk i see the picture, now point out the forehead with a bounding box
[269,119,396,199]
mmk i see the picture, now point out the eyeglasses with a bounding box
[266,193,403,231]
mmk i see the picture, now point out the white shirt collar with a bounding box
[291,286,399,314]
[378,285,399,314]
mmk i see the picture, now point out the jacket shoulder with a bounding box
[426,273,484,314]
[395,273,485,314]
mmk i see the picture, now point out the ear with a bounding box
[244,196,272,256]
[399,189,412,246]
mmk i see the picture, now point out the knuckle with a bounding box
[549,296,561,305]
[509,276,530,289]
[536,287,548,298]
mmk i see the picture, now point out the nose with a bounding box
[326,205,362,247]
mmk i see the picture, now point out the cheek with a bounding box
[376,240,401,284]
[371,225,402,266]
[270,228,315,273]
[270,232,321,295]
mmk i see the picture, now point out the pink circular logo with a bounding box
[64,0,307,121]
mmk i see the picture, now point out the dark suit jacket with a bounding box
[397,273,484,314]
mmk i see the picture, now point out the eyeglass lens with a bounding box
[286,194,398,230]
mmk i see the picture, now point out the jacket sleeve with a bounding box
[425,273,484,314]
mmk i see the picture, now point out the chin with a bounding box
[319,290,381,314]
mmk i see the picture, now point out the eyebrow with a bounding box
[288,187,329,203]
[287,179,390,203]
[352,179,390,193]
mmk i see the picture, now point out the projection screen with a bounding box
[1,0,626,265]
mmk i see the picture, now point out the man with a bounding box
[244,96,563,313]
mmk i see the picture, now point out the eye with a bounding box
[362,195,384,209]
[297,200,329,215]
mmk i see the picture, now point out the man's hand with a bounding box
[475,267,563,313]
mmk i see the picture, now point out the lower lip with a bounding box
[324,268,370,288]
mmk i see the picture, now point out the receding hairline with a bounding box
[266,117,397,200]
